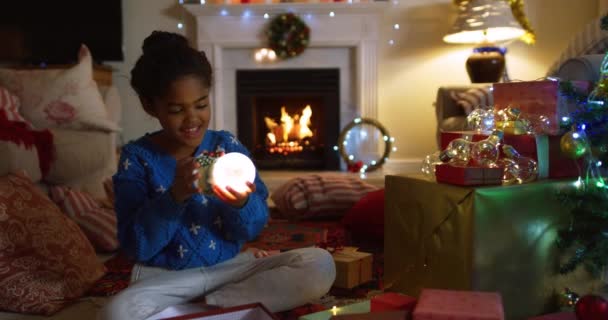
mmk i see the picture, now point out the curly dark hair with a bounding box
[130,31,213,104]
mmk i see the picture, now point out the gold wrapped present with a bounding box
[332,247,373,289]
[384,174,600,320]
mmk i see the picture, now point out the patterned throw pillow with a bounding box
[0,45,119,132]
[49,185,119,252]
[449,87,492,115]
[270,174,380,220]
[0,86,29,125]
[0,172,106,315]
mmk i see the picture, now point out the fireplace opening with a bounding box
[237,69,340,170]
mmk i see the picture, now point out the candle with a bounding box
[197,152,256,194]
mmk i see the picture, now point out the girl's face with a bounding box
[147,75,211,155]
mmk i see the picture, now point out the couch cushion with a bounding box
[0,172,106,315]
[270,174,379,220]
[0,45,119,132]
[0,86,29,124]
[0,141,41,182]
[45,128,117,199]
[49,186,119,253]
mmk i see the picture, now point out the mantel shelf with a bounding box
[182,2,388,16]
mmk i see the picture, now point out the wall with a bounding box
[110,0,600,164]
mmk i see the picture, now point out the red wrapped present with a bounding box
[493,80,592,135]
[413,289,504,320]
[527,312,576,320]
[435,164,503,186]
[371,292,417,312]
[440,131,580,179]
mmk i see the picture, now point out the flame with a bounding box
[264,105,314,154]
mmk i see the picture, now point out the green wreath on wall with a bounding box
[266,12,310,59]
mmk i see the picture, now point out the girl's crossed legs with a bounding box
[98,247,335,320]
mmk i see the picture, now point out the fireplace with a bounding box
[236,69,340,170]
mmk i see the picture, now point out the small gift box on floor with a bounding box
[332,247,373,289]
[299,301,370,320]
[493,80,592,135]
[371,292,417,312]
[413,289,504,320]
[161,303,278,320]
[435,164,503,186]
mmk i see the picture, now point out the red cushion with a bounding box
[0,172,106,315]
[341,188,385,241]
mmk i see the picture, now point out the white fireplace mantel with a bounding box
[183,2,387,131]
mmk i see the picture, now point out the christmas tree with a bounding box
[556,25,608,275]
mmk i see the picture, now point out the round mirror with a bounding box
[337,118,393,172]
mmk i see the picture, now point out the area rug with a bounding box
[86,220,385,320]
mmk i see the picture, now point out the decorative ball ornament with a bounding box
[336,118,394,174]
[558,288,580,309]
[560,130,588,159]
[266,12,310,59]
[575,295,608,320]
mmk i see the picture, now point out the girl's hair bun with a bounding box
[142,31,189,56]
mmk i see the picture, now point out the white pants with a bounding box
[98,247,336,320]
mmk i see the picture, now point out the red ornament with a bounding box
[347,160,364,173]
[575,295,608,320]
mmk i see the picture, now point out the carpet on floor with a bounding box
[86,219,385,319]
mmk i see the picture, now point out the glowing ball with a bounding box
[209,152,256,193]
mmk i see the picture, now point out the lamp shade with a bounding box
[443,0,525,44]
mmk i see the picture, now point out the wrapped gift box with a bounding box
[332,247,373,289]
[440,131,579,179]
[384,175,600,320]
[528,312,576,320]
[413,289,504,320]
[299,301,370,320]
[493,80,592,135]
[161,303,278,320]
[371,292,417,312]
[435,164,503,186]
[331,310,410,319]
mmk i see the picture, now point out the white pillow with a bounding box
[0,45,120,132]
[0,141,41,182]
[44,128,117,199]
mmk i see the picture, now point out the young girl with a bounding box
[99,31,335,320]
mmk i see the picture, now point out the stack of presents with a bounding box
[435,79,588,186]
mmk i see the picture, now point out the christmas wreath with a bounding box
[266,13,310,59]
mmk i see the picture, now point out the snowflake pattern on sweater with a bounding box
[113,130,269,270]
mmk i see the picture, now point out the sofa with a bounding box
[0,45,122,319]
[434,54,605,149]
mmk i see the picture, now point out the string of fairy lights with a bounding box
[175,0,402,48]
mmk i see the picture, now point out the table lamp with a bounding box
[443,0,525,83]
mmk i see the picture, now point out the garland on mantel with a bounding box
[266,12,310,59]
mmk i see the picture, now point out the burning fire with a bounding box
[264,105,314,154]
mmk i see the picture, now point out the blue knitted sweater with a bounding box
[113,130,269,270]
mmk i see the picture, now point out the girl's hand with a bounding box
[170,157,201,203]
[246,248,280,259]
[212,181,256,208]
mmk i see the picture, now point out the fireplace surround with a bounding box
[183,2,386,169]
